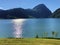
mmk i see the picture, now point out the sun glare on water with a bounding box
[12,19,26,38]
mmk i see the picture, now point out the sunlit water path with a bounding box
[0,19,60,38]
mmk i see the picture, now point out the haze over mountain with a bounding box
[0,4,52,19]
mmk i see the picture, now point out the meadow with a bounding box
[0,38,60,45]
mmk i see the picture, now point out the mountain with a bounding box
[51,8,60,18]
[0,4,52,19]
[0,9,6,18]
[33,4,52,18]
[0,8,29,19]
[5,8,29,18]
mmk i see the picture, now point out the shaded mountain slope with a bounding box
[0,4,52,19]
[51,8,60,18]
[33,4,52,18]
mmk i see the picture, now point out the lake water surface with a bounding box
[0,19,60,38]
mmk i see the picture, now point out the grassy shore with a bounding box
[0,38,60,45]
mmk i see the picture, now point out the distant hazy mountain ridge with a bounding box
[0,4,52,19]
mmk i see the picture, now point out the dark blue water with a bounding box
[0,19,60,38]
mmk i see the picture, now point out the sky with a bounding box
[0,0,60,12]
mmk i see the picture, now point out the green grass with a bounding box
[0,38,60,45]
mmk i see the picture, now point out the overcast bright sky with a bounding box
[0,0,60,12]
